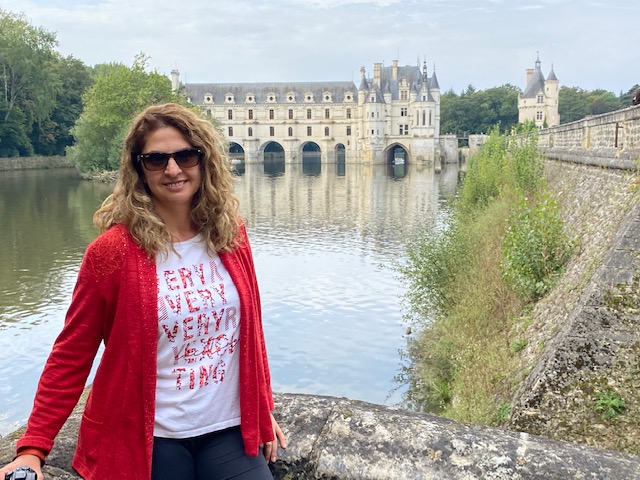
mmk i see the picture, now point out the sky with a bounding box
[3,0,639,95]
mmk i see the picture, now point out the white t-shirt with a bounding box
[153,234,241,438]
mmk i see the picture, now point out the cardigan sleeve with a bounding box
[16,228,124,455]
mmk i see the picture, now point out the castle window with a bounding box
[269,109,274,120]
[248,109,253,120]
[346,126,351,136]
[325,108,330,119]
[288,109,294,119]
[400,91,408,101]
[246,93,254,103]
[288,127,293,137]
[225,94,234,103]
[267,92,276,103]
[344,93,353,102]
[404,124,409,135]
[270,126,275,137]
[248,127,253,137]
[537,94,544,103]
[325,127,329,136]
[307,126,312,136]
[323,92,332,102]
[401,107,407,117]
[429,111,432,126]
[286,91,296,102]
[228,109,233,120]
[422,110,426,125]
[228,127,233,137]
[346,108,352,119]
[371,112,374,118]
[204,93,213,103]
[305,92,314,102]
[370,96,375,102]
[536,111,543,120]
[307,109,312,119]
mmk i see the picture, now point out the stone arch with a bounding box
[261,141,285,175]
[384,143,409,165]
[335,143,346,163]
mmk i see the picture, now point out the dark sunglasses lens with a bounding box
[143,153,170,170]
[173,149,201,167]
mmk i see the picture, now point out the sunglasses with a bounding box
[137,148,203,171]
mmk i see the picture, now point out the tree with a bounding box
[440,85,519,136]
[0,10,59,125]
[0,9,61,155]
[67,53,189,172]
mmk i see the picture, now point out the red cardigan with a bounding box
[16,224,275,479]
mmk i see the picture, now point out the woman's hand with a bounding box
[0,454,44,480]
[262,412,287,463]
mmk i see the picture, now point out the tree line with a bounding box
[2,8,639,170]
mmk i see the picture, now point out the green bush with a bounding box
[501,192,573,301]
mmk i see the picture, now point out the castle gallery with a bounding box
[173,56,558,164]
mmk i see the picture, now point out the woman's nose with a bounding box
[164,157,182,175]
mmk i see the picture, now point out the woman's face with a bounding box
[139,126,202,216]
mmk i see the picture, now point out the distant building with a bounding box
[518,54,560,128]
[172,59,457,164]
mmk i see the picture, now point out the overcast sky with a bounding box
[4,0,639,94]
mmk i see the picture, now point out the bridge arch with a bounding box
[335,143,346,163]
[384,143,410,165]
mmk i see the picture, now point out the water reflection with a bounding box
[0,161,460,436]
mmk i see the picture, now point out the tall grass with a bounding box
[399,126,572,423]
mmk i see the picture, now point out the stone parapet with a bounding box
[538,105,640,170]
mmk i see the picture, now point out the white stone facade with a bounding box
[173,59,452,164]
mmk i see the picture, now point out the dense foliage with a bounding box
[0,9,92,157]
[398,126,573,422]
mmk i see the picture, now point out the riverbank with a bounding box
[0,156,72,171]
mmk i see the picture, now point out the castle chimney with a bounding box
[373,62,382,87]
[392,60,398,81]
[171,69,180,92]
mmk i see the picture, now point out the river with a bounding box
[0,160,460,436]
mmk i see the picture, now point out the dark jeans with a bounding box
[151,427,273,480]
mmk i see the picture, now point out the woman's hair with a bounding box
[94,103,241,255]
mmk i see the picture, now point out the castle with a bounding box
[518,55,560,128]
[172,59,458,164]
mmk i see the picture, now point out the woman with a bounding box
[0,103,286,480]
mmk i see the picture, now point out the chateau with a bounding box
[172,59,457,164]
[518,55,560,128]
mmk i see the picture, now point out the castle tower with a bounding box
[518,54,560,128]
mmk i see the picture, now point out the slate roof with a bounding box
[522,62,546,98]
[184,81,356,104]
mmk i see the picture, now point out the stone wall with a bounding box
[538,105,640,169]
[0,156,72,171]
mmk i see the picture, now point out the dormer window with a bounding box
[344,92,354,102]
[267,92,276,103]
[204,93,213,104]
[286,91,296,102]
[225,93,235,103]
[305,92,314,103]
[322,91,332,102]
[246,93,255,103]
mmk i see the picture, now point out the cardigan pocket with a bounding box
[76,413,103,470]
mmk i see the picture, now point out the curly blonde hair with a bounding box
[94,103,241,256]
